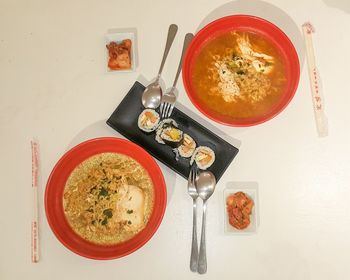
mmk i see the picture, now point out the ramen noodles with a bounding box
[63,153,154,245]
[191,31,287,120]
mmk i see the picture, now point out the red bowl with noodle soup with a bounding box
[182,15,300,126]
[45,137,167,259]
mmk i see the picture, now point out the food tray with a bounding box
[107,81,239,181]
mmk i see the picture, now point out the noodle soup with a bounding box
[63,153,154,245]
[191,31,287,120]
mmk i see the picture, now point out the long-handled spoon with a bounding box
[196,171,216,274]
[142,24,178,109]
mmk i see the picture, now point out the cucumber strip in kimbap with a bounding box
[155,118,178,144]
[177,134,196,158]
[190,146,215,170]
[160,125,184,148]
[138,109,160,132]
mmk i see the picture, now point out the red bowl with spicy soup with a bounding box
[182,15,300,126]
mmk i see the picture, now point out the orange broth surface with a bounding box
[191,31,287,121]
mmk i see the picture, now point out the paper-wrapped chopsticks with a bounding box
[302,22,328,137]
[31,139,39,263]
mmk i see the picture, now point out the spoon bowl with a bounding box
[142,81,162,108]
[141,24,178,109]
[196,171,216,201]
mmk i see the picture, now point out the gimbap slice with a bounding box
[160,126,184,148]
[190,146,215,170]
[155,118,178,144]
[177,134,196,158]
[138,109,160,133]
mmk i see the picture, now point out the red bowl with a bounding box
[182,15,300,126]
[45,137,167,260]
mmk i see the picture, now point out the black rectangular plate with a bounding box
[107,81,239,182]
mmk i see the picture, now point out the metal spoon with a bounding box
[142,24,178,109]
[196,171,216,274]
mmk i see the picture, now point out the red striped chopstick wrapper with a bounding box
[302,22,328,137]
[31,140,39,263]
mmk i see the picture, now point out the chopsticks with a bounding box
[31,139,40,263]
[302,22,328,137]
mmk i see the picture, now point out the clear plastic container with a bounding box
[105,28,137,72]
[223,182,259,234]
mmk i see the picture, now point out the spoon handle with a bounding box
[158,24,178,77]
[172,33,193,88]
[198,200,207,274]
[190,198,199,272]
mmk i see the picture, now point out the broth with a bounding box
[191,31,287,120]
[63,153,154,245]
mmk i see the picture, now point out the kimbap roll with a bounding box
[177,134,196,158]
[159,125,184,148]
[138,109,160,132]
[155,118,178,144]
[190,146,215,170]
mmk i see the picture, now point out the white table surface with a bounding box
[1,0,350,279]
